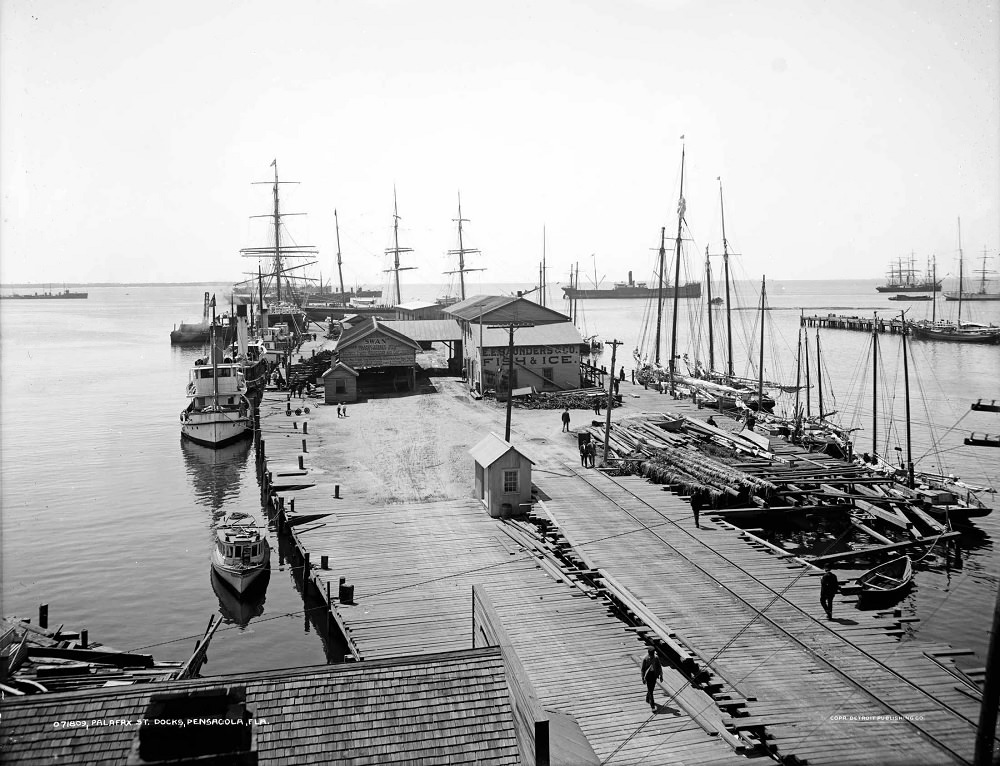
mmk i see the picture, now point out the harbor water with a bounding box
[1,281,998,673]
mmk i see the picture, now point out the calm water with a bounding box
[1,282,999,674]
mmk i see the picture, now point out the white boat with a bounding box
[180,324,253,447]
[211,511,270,594]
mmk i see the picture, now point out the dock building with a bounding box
[332,317,422,396]
[444,295,583,394]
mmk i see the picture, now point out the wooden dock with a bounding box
[801,313,908,334]
[536,460,983,765]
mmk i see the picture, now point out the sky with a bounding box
[2,0,998,290]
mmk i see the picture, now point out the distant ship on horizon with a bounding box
[562,271,701,300]
[875,254,941,293]
[0,287,88,300]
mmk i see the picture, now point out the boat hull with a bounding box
[943,292,1000,301]
[563,283,701,299]
[211,556,269,595]
[182,415,252,448]
[909,326,1000,344]
[875,283,941,293]
[856,556,913,602]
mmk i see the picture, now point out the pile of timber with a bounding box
[0,614,221,695]
[510,387,622,410]
[287,349,335,390]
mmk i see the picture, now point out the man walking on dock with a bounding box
[820,567,839,619]
[561,408,571,432]
[690,490,703,529]
[641,647,663,712]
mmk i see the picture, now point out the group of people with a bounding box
[336,403,349,418]
[579,440,596,468]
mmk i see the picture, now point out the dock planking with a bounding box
[290,497,745,765]
[535,461,983,765]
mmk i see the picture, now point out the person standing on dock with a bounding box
[619,366,626,384]
[690,490,703,529]
[820,567,839,619]
[641,647,663,712]
[594,398,602,416]
[336,404,343,418]
[586,441,596,468]
[561,408,571,432]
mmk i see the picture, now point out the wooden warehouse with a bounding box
[333,317,422,396]
[469,432,534,518]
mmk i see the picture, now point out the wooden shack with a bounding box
[469,433,534,518]
[322,361,359,403]
[334,318,422,395]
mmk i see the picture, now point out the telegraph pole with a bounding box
[602,339,622,466]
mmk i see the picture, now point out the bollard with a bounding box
[298,455,304,470]
[39,604,48,630]
[303,421,308,434]
[321,555,329,570]
[335,484,341,499]
[80,629,89,649]
[326,581,331,604]
[294,421,299,430]
[302,438,308,453]
[286,402,291,416]
[303,551,310,570]
[289,498,295,513]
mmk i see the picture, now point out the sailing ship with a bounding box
[562,270,701,299]
[875,254,941,293]
[909,223,1000,344]
[237,160,316,340]
[0,287,88,300]
[944,249,1000,301]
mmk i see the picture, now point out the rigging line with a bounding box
[566,464,982,762]
[914,410,972,462]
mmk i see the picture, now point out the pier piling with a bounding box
[80,629,88,648]
[302,438,308,453]
[298,455,304,470]
[335,484,340,499]
[38,603,48,629]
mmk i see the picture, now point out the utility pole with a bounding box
[504,325,516,440]
[602,339,622,467]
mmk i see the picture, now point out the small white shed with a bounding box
[469,433,534,518]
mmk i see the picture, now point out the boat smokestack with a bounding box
[629,270,633,286]
[236,304,249,356]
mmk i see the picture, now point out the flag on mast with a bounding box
[270,159,276,167]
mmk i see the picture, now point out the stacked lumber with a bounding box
[509,388,622,410]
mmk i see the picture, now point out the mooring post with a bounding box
[298,455,304,470]
[303,551,310,571]
[289,498,295,514]
[321,555,329,570]
[335,484,341,499]
[80,629,88,649]
[303,421,308,434]
[294,420,299,430]
[38,603,48,630]
[302,438,307,453]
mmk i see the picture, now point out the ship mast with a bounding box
[705,246,715,373]
[957,217,964,326]
[669,143,686,394]
[445,192,482,301]
[718,177,735,378]
[334,209,345,296]
[240,160,318,306]
[654,227,666,366]
[385,187,415,305]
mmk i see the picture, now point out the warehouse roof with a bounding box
[445,295,570,325]
[479,322,584,349]
[335,317,423,352]
[0,647,521,765]
[381,319,463,343]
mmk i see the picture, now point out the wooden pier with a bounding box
[801,313,908,334]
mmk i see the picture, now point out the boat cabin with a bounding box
[215,530,265,565]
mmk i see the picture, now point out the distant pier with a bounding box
[801,313,908,334]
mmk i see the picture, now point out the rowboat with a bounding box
[855,556,913,601]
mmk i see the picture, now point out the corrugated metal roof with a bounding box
[395,300,440,311]
[445,295,571,325]
[0,648,521,765]
[336,317,423,351]
[479,322,583,348]
[381,319,462,343]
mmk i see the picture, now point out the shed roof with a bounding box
[336,317,423,352]
[480,322,584,349]
[394,300,440,312]
[322,361,359,378]
[0,647,520,765]
[469,432,535,468]
[381,319,463,343]
[445,295,570,325]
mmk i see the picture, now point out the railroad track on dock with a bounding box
[554,464,982,765]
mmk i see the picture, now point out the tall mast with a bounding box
[669,143,686,394]
[654,227,666,366]
[932,256,937,323]
[816,329,824,419]
[794,327,802,431]
[542,227,547,308]
[705,246,715,372]
[574,263,580,324]
[240,160,318,306]
[385,187,415,305]
[334,209,345,295]
[957,217,964,326]
[872,320,879,459]
[719,177,734,378]
[804,321,811,418]
[901,310,914,487]
[446,192,481,302]
[757,276,765,410]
